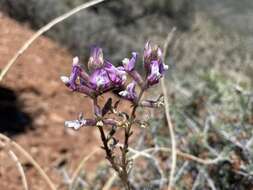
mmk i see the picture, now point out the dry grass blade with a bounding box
[70,148,100,188]
[0,140,29,190]
[128,146,225,165]
[8,150,29,190]
[0,133,56,190]
[102,172,117,190]
[161,27,177,190]
[0,0,106,82]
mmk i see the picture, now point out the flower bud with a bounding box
[143,42,168,87]
[88,47,104,70]
[61,57,81,90]
[60,76,70,84]
[65,119,96,130]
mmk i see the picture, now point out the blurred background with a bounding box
[1,0,253,61]
[0,0,253,189]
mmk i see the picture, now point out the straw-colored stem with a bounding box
[129,146,226,165]
[0,140,29,190]
[161,27,177,190]
[0,134,56,190]
[8,150,29,190]
[0,0,106,82]
[70,148,100,188]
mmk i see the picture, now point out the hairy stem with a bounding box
[95,85,145,190]
[120,88,145,190]
[94,96,131,189]
[97,125,120,173]
[120,126,132,190]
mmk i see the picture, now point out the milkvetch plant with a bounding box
[61,42,168,189]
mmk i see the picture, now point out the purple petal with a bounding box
[144,41,152,59]
[103,118,118,126]
[143,42,165,77]
[147,61,162,86]
[104,61,126,86]
[89,68,111,91]
[157,47,163,60]
[75,84,96,97]
[119,81,137,101]
[122,52,138,72]
[63,57,81,90]
[128,70,144,87]
[159,61,169,74]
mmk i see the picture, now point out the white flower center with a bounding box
[65,119,86,130]
[60,76,70,84]
[122,74,127,82]
[119,90,128,97]
[72,57,79,66]
[96,76,105,87]
[163,64,169,70]
[152,65,161,77]
[122,58,130,65]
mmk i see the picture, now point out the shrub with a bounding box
[0,0,194,64]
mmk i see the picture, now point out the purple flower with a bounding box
[89,61,126,92]
[60,57,82,91]
[144,41,163,70]
[61,48,126,96]
[87,48,126,93]
[120,52,144,86]
[122,52,138,72]
[147,60,168,85]
[104,61,126,87]
[119,81,137,102]
[89,67,112,91]
[143,41,168,86]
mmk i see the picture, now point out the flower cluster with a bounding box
[61,42,168,188]
[61,42,167,101]
[61,47,126,98]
